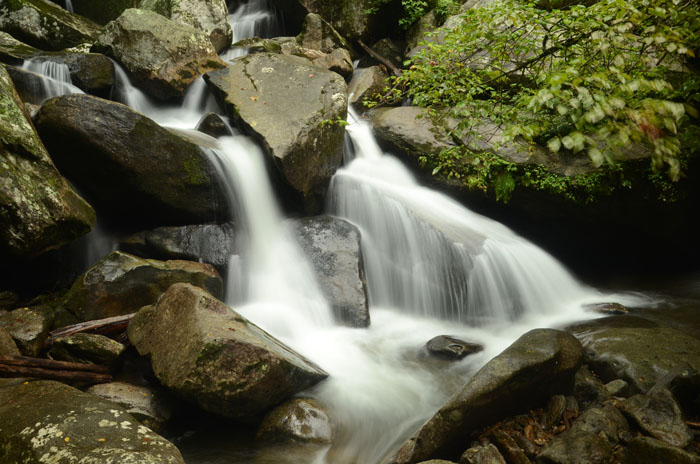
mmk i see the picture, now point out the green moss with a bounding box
[183,155,207,185]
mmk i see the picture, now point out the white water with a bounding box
[222,0,284,61]
[21,58,83,103]
[65,0,73,13]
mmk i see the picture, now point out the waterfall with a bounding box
[21,58,83,103]
[65,0,73,13]
[222,0,284,61]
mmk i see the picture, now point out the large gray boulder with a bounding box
[0,379,185,464]
[119,223,235,275]
[138,0,233,53]
[390,329,584,463]
[92,8,225,99]
[61,251,222,321]
[292,216,369,327]
[568,316,700,394]
[0,65,95,259]
[205,53,347,212]
[128,283,328,421]
[0,0,101,51]
[35,94,228,227]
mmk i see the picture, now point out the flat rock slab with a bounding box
[568,316,700,393]
[49,333,126,370]
[205,53,347,211]
[61,251,222,321]
[128,283,328,421]
[0,379,184,464]
[87,381,173,431]
[390,329,583,463]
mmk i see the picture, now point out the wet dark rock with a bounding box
[119,223,235,275]
[543,395,566,429]
[390,329,583,463]
[537,405,629,464]
[0,327,20,356]
[358,38,404,70]
[31,52,115,96]
[49,333,126,370]
[0,32,42,65]
[0,290,19,310]
[583,302,629,315]
[196,112,233,138]
[0,380,185,463]
[128,283,328,421]
[86,381,174,431]
[138,0,233,52]
[605,379,631,397]
[61,251,222,321]
[35,94,229,228]
[0,306,54,356]
[513,432,538,458]
[0,65,95,259]
[623,436,700,464]
[69,0,134,25]
[257,398,333,444]
[619,387,692,447]
[205,53,347,213]
[0,0,101,51]
[491,430,532,464]
[572,365,610,408]
[460,444,507,464]
[348,66,389,109]
[426,335,484,360]
[92,9,225,99]
[292,216,369,327]
[568,316,700,394]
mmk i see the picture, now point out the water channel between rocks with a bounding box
[22,1,671,463]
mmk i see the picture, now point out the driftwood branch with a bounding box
[46,313,135,347]
[358,39,403,77]
[0,355,112,384]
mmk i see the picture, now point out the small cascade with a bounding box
[65,0,73,13]
[21,58,83,103]
[222,0,284,61]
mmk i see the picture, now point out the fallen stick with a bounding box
[45,313,135,346]
[357,39,403,77]
[0,355,112,384]
[0,355,109,374]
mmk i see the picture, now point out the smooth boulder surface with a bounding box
[292,216,369,327]
[61,251,222,321]
[49,333,126,370]
[348,66,388,109]
[205,53,347,212]
[257,398,333,444]
[390,329,584,463]
[119,223,235,275]
[35,94,228,227]
[92,8,225,99]
[87,382,174,431]
[0,0,101,51]
[128,283,328,421]
[0,306,53,356]
[425,335,484,360]
[0,65,95,259]
[139,0,233,52]
[568,316,700,393]
[0,380,185,464]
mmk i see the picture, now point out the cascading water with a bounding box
[64,0,73,13]
[21,58,83,103]
[222,0,284,61]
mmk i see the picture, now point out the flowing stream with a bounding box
[24,2,651,463]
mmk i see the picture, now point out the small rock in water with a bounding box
[426,335,484,360]
[490,430,531,464]
[543,395,566,429]
[196,113,233,138]
[583,302,629,315]
[257,398,333,444]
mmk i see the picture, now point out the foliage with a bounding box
[367,0,438,30]
[381,0,700,181]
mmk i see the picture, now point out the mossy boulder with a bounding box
[34,94,228,228]
[49,333,126,370]
[0,0,101,51]
[128,283,328,421]
[0,65,96,259]
[0,305,54,356]
[92,8,225,99]
[61,251,222,321]
[205,53,347,212]
[257,398,333,444]
[86,382,174,431]
[0,31,42,64]
[138,0,232,53]
[390,329,583,463]
[0,380,185,464]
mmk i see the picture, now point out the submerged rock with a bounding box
[0,380,185,463]
[35,94,228,227]
[568,316,700,393]
[92,8,225,99]
[0,65,96,259]
[196,112,233,138]
[49,333,126,370]
[128,283,328,421]
[292,216,369,327]
[205,53,347,212]
[0,305,54,356]
[61,251,222,321]
[119,223,235,275]
[391,329,583,463]
[139,0,233,52]
[0,0,101,51]
[425,335,484,360]
[87,381,174,431]
[257,398,333,444]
